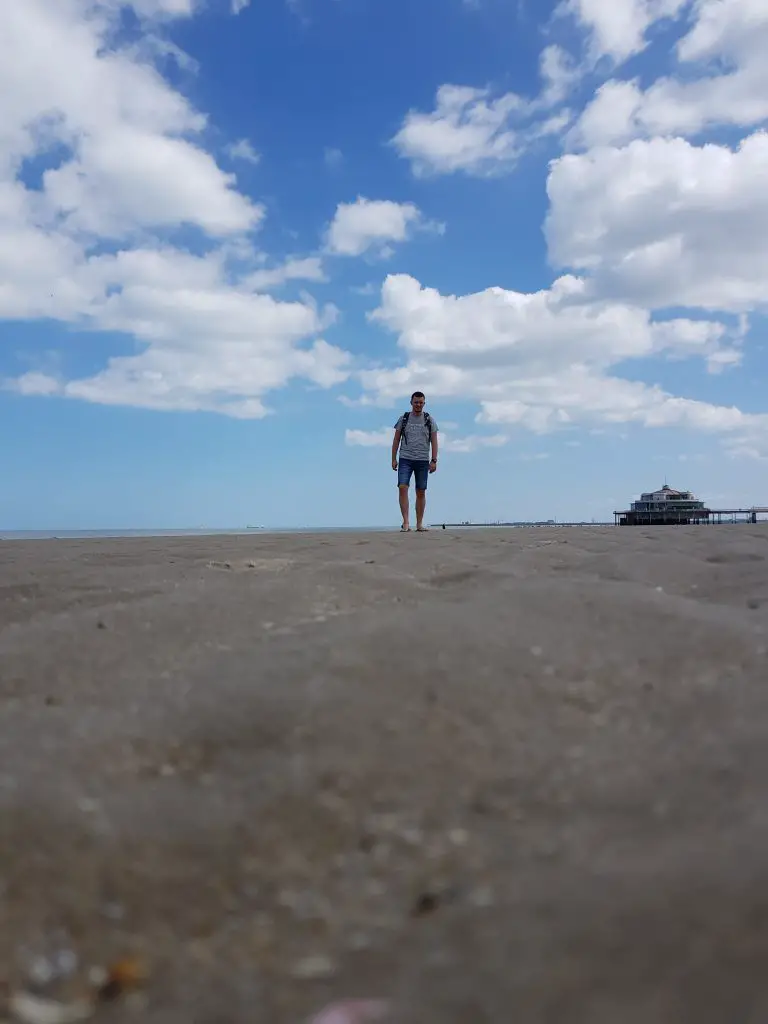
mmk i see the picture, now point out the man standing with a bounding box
[391,391,439,532]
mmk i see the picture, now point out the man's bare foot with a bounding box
[416,526,429,532]
[400,524,411,532]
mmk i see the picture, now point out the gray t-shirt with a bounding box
[394,412,438,461]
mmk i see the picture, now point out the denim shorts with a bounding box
[398,457,430,491]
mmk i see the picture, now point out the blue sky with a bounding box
[1,0,767,529]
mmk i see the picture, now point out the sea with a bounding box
[0,523,608,540]
[0,527,393,541]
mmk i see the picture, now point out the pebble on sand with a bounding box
[306,1001,390,1024]
[290,954,337,980]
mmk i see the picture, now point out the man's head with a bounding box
[410,391,426,413]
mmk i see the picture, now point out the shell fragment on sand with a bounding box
[8,993,93,1024]
[307,1001,390,1024]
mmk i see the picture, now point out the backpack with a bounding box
[400,410,432,448]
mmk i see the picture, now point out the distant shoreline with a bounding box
[0,526,395,541]
[0,523,612,541]
[434,521,612,528]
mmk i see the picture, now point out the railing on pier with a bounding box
[613,508,768,526]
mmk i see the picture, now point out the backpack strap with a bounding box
[424,411,432,442]
[399,411,409,448]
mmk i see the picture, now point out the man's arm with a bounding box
[431,429,439,463]
[392,428,402,469]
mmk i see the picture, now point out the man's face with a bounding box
[411,395,425,413]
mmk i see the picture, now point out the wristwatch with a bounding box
[430,458,437,464]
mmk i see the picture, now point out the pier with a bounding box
[614,485,768,526]
[614,507,768,526]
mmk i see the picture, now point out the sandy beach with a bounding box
[2,525,768,1023]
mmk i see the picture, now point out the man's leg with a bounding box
[397,459,413,530]
[414,461,429,530]
[398,485,410,529]
[415,488,427,530]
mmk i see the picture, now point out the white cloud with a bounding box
[245,257,326,291]
[442,433,508,453]
[391,49,577,179]
[351,282,378,297]
[345,426,507,453]
[43,130,262,238]
[564,0,688,62]
[325,197,437,257]
[358,273,767,452]
[679,0,766,64]
[57,336,350,418]
[476,370,761,435]
[0,1,261,239]
[538,0,767,460]
[324,147,344,169]
[345,428,392,447]
[392,85,524,177]
[231,0,251,12]
[651,318,743,374]
[102,0,197,17]
[571,0,768,147]
[369,273,739,369]
[568,79,644,148]
[0,0,350,417]
[226,138,261,165]
[126,31,199,73]
[547,132,768,313]
[11,372,61,396]
[2,246,350,416]
[539,45,580,107]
